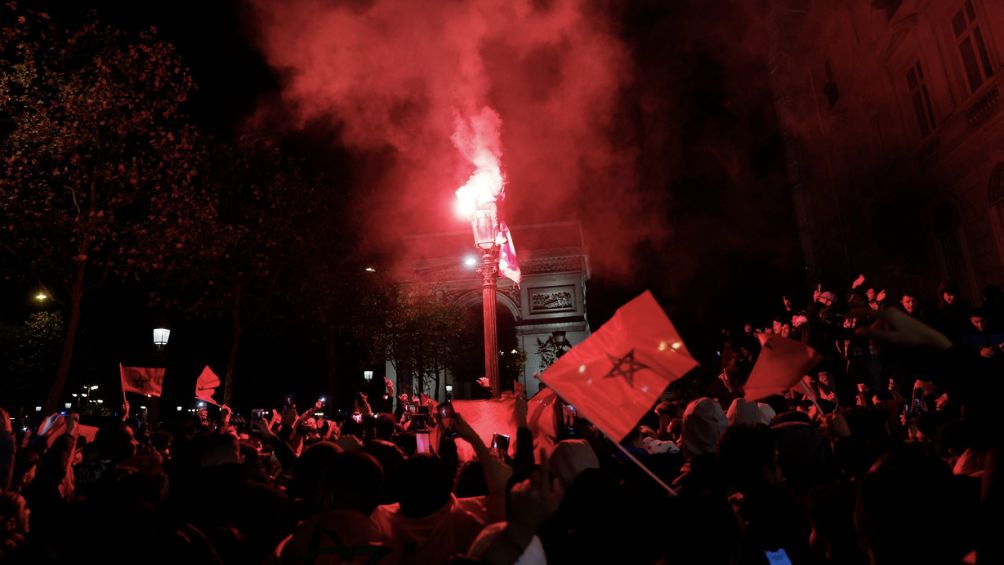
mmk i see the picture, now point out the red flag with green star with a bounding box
[539,291,698,442]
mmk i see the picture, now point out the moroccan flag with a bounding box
[442,389,560,462]
[120,364,165,397]
[450,397,516,461]
[195,365,221,406]
[743,335,823,401]
[540,291,698,443]
[76,424,99,445]
[497,222,521,286]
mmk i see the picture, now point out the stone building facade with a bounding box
[769,0,1004,299]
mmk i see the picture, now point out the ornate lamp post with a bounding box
[469,201,501,398]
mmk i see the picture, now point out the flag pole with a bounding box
[608,434,678,497]
[119,363,128,405]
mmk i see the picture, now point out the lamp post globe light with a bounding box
[153,328,170,350]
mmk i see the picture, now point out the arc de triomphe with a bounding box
[387,221,591,399]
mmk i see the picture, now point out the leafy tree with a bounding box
[0,8,213,411]
[0,311,64,402]
[373,285,465,401]
[151,133,320,405]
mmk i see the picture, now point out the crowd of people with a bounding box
[0,275,1002,564]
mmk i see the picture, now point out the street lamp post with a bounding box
[470,202,501,398]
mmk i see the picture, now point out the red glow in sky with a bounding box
[249,0,666,276]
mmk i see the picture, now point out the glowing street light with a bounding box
[34,292,49,302]
[153,328,170,350]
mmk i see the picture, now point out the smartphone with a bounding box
[415,430,432,455]
[437,401,458,438]
[251,408,264,425]
[909,388,924,414]
[562,403,577,435]
[491,433,510,458]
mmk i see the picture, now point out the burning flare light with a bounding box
[453,107,505,218]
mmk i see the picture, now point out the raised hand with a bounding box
[39,413,63,437]
[257,416,274,438]
[65,412,79,436]
[514,392,528,428]
[507,450,560,540]
[454,412,479,444]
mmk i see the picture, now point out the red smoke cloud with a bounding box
[247,0,666,277]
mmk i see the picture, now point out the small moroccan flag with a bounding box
[120,364,165,397]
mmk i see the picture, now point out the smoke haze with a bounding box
[247,0,665,277]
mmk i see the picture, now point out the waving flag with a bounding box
[497,222,521,286]
[540,291,698,442]
[743,335,823,401]
[120,364,165,397]
[448,396,515,461]
[195,365,221,406]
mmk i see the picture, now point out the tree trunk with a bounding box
[223,287,242,406]
[46,263,85,414]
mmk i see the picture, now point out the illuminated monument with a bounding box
[388,221,590,400]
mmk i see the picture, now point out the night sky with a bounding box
[2,0,805,410]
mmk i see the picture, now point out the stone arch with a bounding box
[453,288,520,321]
[390,223,590,399]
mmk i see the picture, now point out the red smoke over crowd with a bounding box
[248,0,665,277]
